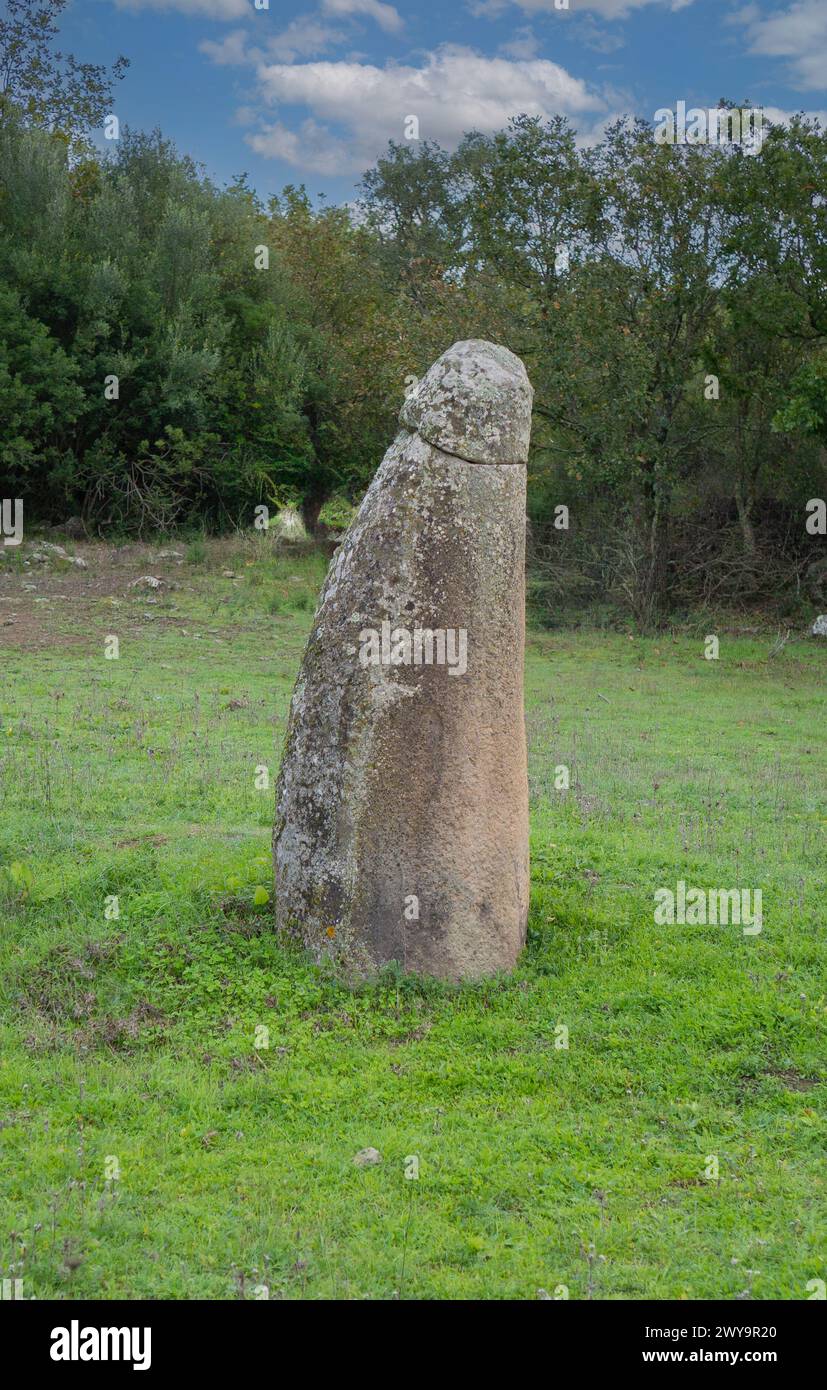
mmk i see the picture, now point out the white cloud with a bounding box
[243,44,605,171]
[199,28,253,65]
[114,0,403,23]
[759,104,827,127]
[247,118,357,175]
[466,1,509,15]
[574,16,627,53]
[321,0,404,32]
[741,1,827,92]
[200,17,349,65]
[499,27,540,60]
[469,0,696,18]
[114,0,249,17]
[269,16,350,59]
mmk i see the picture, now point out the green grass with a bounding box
[0,539,825,1300]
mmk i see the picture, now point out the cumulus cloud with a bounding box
[200,17,350,66]
[740,0,827,91]
[468,0,695,17]
[499,27,541,60]
[113,0,249,17]
[114,0,403,24]
[575,16,627,53]
[195,4,404,71]
[239,45,606,171]
[269,17,350,61]
[199,28,253,65]
[760,103,827,127]
[247,119,358,175]
[320,0,404,32]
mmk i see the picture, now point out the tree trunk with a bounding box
[640,495,669,630]
[734,477,757,559]
[300,487,327,537]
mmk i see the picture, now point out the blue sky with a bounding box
[59,0,827,202]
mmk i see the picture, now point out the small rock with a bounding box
[811,614,827,637]
[352,1147,382,1167]
[30,541,86,568]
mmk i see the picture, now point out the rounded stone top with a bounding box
[399,339,533,465]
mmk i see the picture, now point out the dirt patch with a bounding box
[19,938,123,1022]
[763,1067,821,1091]
[86,1001,168,1051]
[0,540,197,651]
[115,835,170,849]
[14,936,169,1053]
[387,1023,433,1047]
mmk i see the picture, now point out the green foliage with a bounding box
[0,0,128,150]
[0,283,84,487]
[0,113,399,533]
[358,112,827,624]
[774,354,827,441]
[1,46,826,618]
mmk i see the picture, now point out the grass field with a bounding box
[1,535,825,1300]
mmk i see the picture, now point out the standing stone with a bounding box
[273,340,533,980]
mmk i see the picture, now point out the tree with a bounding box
[0,0,128,147]
[358,140,460,300]
[268,187,401,531]
[0,283,84,498]
[457,115,591,306]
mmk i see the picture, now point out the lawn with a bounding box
[0,536,825,1300]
